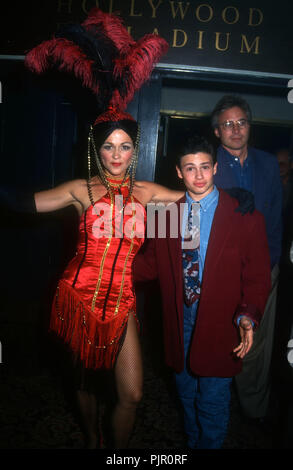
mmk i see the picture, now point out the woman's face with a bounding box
[99,129,134,178]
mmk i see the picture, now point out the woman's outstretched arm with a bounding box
[35,179,87,213]
[0,179,88,215]
[134,180,184,206]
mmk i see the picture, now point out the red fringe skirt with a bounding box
[49,280,136,370]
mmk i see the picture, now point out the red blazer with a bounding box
[134,189,271,377]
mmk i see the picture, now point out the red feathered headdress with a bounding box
[25,7,168,121]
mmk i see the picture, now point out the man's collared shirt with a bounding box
[182,186,219,283]
[182,186,251,326]
[221,146,253,192]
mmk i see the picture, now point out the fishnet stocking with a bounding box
[112,313,143,448]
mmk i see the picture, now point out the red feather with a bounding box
[25,7,169,116]
[112,34,169,109]
[25,38,100,94]
[82,7,135,53]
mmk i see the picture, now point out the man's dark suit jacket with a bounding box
[134,189,271,377]
[214,146,282,268]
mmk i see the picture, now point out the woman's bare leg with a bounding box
[112,314,143,448]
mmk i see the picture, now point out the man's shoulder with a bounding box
[218,188,242,211]
[216,145,277,166]
[218,189,264,223]
[249,146,277,166]
[217,189,243,222]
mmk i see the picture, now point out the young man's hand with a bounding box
[233,316,254,358]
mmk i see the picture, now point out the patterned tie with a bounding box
[182,202,201,306]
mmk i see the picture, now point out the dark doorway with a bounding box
[155,114,293,189]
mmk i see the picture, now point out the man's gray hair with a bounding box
[211,95,252,129]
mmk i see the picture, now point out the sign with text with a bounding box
[1,0,292,76]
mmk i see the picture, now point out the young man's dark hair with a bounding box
[211,95,252,129]
[134,129,271,450]
[176,135,217,167]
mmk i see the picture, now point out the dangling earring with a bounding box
[87,125,112,207]
[128,124,140,197]
[87,127,92,181]
[87,126,97,208]
[88,126,110,189]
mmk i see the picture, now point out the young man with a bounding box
[134,135,271,449]
[211,95,283,422]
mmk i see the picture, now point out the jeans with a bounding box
[175,302,232,449]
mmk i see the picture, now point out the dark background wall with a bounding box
[0,1,292,373]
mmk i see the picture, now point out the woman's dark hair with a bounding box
[211,95,252,129]
[89,118,139,185]
[92,119,138,151]
[176,135,216,167]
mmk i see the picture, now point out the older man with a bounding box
[211,95,283,422]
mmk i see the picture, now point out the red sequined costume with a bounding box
[50,178,146,370]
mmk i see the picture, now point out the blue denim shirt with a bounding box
[182,186,250,326]
[182,186,219,283]
[221,147,253,192]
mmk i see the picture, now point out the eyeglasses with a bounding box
[218,119,249,130]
